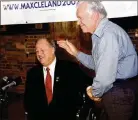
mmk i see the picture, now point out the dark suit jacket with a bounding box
[24,60,91,120]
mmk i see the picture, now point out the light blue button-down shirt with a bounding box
[77,18,138,97]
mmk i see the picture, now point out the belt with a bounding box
[114,75,138,84]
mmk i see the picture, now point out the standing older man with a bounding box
[57,1,138,120]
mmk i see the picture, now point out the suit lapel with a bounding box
[38,65,48,105]
[53,60,61,97]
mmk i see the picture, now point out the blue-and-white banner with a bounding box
[0,1,137,25]
[1,1,78,25]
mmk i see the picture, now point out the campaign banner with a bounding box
[103,1,137,18]
[1,1,78,25]
[0,1,137,25]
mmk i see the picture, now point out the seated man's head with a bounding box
[35,38,56,67]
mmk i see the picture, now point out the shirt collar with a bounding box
[43,57,56,72]
[93,18,109,38]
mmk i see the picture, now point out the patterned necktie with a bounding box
[45,67,53,104]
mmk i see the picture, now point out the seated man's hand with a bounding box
[86,86,102,102]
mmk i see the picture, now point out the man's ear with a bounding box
[91,11,100,23]
[52,47,55,54]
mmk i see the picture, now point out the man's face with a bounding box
[76,2,97,34]
[35,39,55,67]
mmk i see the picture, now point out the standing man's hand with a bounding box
[86,86,102,102]
[57,40,79,57]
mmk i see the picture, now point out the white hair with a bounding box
[77,1,107,18]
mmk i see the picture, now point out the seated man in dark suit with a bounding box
[24,37,91,120]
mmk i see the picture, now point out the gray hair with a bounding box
[77,1,107,18]
[36,37,56,49]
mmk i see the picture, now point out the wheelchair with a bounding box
[76,92,106,120]
[24,92,106,120]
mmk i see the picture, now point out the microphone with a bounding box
[1,76,22,91]
[0,76,8,83]
[0,76,10,87]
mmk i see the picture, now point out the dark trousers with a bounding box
[101,76,138,120]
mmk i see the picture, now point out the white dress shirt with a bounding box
[43,57,56,93]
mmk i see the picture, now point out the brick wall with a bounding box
[0,32,88,93]
[128,29,138,52]
[0,34,50,93]
[0,24,138,93]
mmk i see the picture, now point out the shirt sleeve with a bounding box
[92,32,119,97]
[76,52,95,70]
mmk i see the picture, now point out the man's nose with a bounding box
[36,51,41,56]
[77,20,80,25]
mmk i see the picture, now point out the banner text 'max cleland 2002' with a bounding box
[2,1,79,11]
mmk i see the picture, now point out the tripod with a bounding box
[0,90,8,120]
